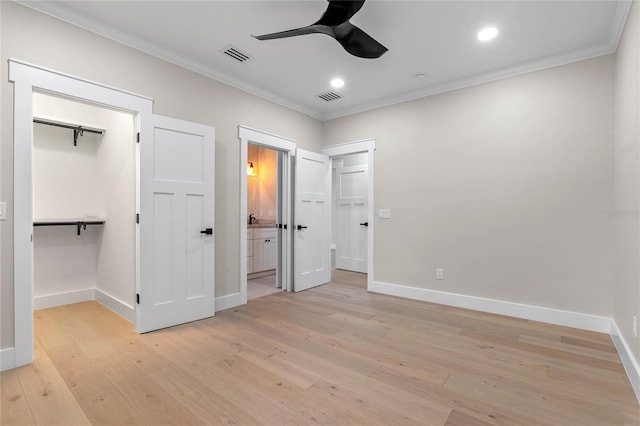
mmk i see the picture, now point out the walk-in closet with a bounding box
[32,92,136,314]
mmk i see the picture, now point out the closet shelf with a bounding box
[34,218,106,236]
[33,115,105,146]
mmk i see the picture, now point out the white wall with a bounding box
[613,2,640,364]
[324,55,615,318]
[94,100,136,308]
[32,93,104,301]
[1,2,323,348]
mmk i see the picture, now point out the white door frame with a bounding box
[8,59,153,369]
[322,139,376,290]
[238,126,295,303]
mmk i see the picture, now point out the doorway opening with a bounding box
[238,126,295,304]
[331,152,369,275]
[32,92,137,318]
[322,139,376,291]
[247,144,282,300]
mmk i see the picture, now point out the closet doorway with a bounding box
[10,60,216,369]
[32,92,136,314]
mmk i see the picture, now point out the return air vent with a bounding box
[317,91,343,102]
[220,45,253,63]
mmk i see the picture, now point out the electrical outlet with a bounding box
[633,316,638,338]
[436,268,444,280]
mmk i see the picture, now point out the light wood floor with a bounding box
[2,270,639,425]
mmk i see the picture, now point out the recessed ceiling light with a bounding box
[477,27,499,42]
[415,73,427,80]
[330,78,345,89]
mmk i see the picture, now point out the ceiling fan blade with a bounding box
[253,25,323,41]
[315,0,365,26]
[252,0,387,59]
[335,23,388,59]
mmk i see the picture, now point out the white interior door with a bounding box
[335,164,368,273]
[138,114,215,332]
[294,149,331,292]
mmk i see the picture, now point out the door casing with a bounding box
[322,139,376,291]
[9,59,153,369]
[238,126,295,303]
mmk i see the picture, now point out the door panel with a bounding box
[138,115,215,332]
[336,164,368,273]
[294,149,331,291]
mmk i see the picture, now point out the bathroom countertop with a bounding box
[248,223,277,229]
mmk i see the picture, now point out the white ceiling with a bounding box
[19,0,631,121]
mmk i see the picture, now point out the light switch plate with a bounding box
[378,208,391,219]
[0,202,7,221]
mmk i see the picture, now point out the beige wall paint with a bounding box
[0,2,323,348]
[614,2,640,362]
[324,55,615,317]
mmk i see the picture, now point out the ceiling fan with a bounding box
[252,0,388,59]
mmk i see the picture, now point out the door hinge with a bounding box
[136,293,140,304]
[136,132,140,143]
[136,213,139,224]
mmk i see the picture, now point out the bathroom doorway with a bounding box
[247,144,282,300]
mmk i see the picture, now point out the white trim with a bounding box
[34,289,96,310]
[370,280,612,334]
[322,139,376,292]
[1,348,16,371]
[238,126,296,152]
[611,320,640,403]
[95,289,135,323]
[9,59,153,102]
[322,139,376,157]
[238,126,296,305]
[9,59,153,368]
[215,292,243,312]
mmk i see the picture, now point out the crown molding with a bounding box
[16,0,632,123]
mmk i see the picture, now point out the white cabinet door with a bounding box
[265,238,277,270]
[335,164,368,273]
[294,149,331,292]
[138,115,215,333]
[254,228,277,273]
[254,238,266,272]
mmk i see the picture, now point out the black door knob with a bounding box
[200,228,213,235]
[359,222,368,227]
[297,225,308,230]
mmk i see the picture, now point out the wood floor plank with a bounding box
[0,369,36,426]
[148,364,262,426]
[4,271,637,425]
[15,341,91,426]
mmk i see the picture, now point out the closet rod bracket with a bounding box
[73,128,84,147]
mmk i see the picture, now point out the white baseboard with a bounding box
[611,320,640,402]
[215,292,243,312]
[369,280,612,333]
[95,289,135,323]
[1,347,15,371]
[34,288,95,310]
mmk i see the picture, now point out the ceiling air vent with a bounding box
[220,45,253,63]
[317,91,343,102]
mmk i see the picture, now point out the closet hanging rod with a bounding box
[33,117,105,146]
[34,219,106,236]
